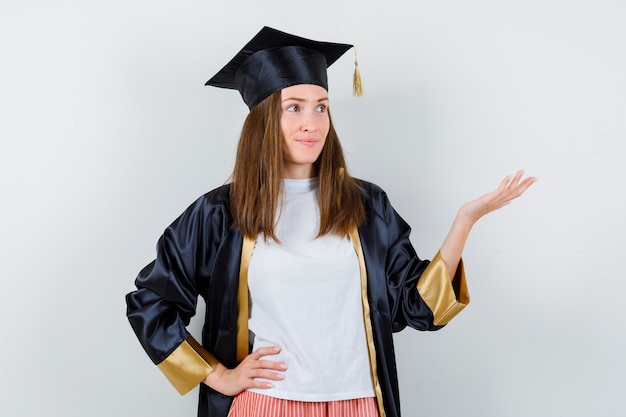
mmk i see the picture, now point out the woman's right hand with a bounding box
[203,346,287,396]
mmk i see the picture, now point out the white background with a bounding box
[1,1,625,416]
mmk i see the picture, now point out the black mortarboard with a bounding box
[205,26,360,109]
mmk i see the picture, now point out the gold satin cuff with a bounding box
[417,251,470,326]
[157,336,221,395]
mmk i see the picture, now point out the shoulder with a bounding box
[354,178,385,198]
[201,183,232,206]
[170,184,233,228]
[354,178,391,214]
[354,178,412,238]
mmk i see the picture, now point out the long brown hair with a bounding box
[230,90,364,240]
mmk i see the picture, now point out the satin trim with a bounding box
[158,235,255,396]
[416,251,469,326]
[157,336,220,395]
[237,235,255,362]
[349,227,387,417]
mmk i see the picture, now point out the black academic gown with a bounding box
[126,180,468,417]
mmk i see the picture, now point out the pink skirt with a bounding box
[227,390,380,417]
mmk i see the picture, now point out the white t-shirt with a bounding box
[247,178,375,401]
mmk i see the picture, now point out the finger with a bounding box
[251,346,281,359]
[256,359,288,371]
[509,175,536,195]
[522,176,538,187]
[246,379,277,389]
[250,369,286,381]
[502,176,536,203]
[503,170,523,188]
[498,175,512,191]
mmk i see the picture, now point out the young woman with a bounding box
[126,27,536,417]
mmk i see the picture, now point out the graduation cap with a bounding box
[206,26,362,109]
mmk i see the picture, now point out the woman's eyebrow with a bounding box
[281,96,329,103]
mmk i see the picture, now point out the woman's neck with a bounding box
[283,164,317,179]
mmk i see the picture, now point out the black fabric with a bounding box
[126,181,441,417]
[234,46,329,110]
[205,26,352,109]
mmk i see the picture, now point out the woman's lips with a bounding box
[296,139,318,146]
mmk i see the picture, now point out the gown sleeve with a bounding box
[380,191,469,331]
[125,195,225,395]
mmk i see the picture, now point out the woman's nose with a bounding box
[300,112,317,132]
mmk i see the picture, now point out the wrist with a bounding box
[453,210,476,233]
[203,363,226,388]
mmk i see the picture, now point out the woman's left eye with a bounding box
[315,104,327,112]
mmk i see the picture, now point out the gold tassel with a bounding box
[352,48,363,97]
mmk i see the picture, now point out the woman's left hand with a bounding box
[457,170,537,226]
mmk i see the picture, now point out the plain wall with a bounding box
[1,1,625,416]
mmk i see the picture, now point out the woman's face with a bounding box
[280,84,330,179]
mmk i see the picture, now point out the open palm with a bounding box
[458,170,537,224]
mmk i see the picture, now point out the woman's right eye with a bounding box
[286,104,299,112]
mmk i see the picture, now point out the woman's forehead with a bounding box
[281,84,329,101]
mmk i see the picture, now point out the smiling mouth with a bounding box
[296,139,318,146]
